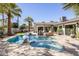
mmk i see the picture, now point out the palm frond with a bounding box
[63,3,79,16]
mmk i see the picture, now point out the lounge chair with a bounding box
[46,32,54,36]
[30,32,37,36]
[38,30,43,35]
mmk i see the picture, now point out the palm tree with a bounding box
[63,3,79,38]
[5,3,22,35]
[17,15,21,28]
[0,3,22,36]
[24,16,33,32]
[63,3,79,16]
[0,4,6,32]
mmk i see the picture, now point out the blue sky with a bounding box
[16,3,76,25]
[0,3,76,25]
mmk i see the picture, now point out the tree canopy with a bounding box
[63,3,79,16]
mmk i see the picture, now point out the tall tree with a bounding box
[0,4,6,32]
[0,3,22,35]
[24,16,33,32]
[16,15,21,28]
[20,24,26,30]
[12,23,18,28]
[5,3,22,35]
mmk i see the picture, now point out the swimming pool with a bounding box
[7,35,64,51]
[29,36,64,51]
[7,35,24,44]
[28,36,55,42]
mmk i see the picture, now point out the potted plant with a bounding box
[57,28,63,35]
[70,29,75,38]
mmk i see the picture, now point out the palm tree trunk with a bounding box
[2,13,4,32]
[17,16,19,28]
[7,11,12,36]
[29,22,30,32]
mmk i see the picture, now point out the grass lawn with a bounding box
[17,32,25,35]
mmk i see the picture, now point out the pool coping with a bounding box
[2,35,18,41]
[2,34,56,43]
[2,33,27,41]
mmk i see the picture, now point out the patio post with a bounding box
[51,25,54,32]
[43,26,45,32]
[37,26,38,34]
[62,25,66,35]
[76,23,79,39]
[57,26,59,34]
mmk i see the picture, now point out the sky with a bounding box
[0,3,76,25]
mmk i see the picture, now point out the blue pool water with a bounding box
[29,36,54,40]
[28,36,54,42]
[30,36,64,51]
[7,35,64,51]
[7,35,24,44]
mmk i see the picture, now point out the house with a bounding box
[34,16,79,37]
[34,21,57,35]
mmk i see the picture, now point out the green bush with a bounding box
[0,27,2,30]
[57,28,63,35]
[76,31,79,39]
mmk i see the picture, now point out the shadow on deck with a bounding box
[63,42,79,56]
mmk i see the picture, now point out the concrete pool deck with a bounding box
[0,35,79,56]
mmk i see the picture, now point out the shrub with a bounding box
[76,31,79,39]
[57,28,63,35]
[0,27,2,30]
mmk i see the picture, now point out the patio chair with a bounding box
[38,30,43,35]
[46,32,54,36]
[30,31,38,36]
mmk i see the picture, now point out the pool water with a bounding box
[28,36,54,42]
[30,36,64,51]
[29,36,53,40]
[7,35,64,51]
[7,35,24,44]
